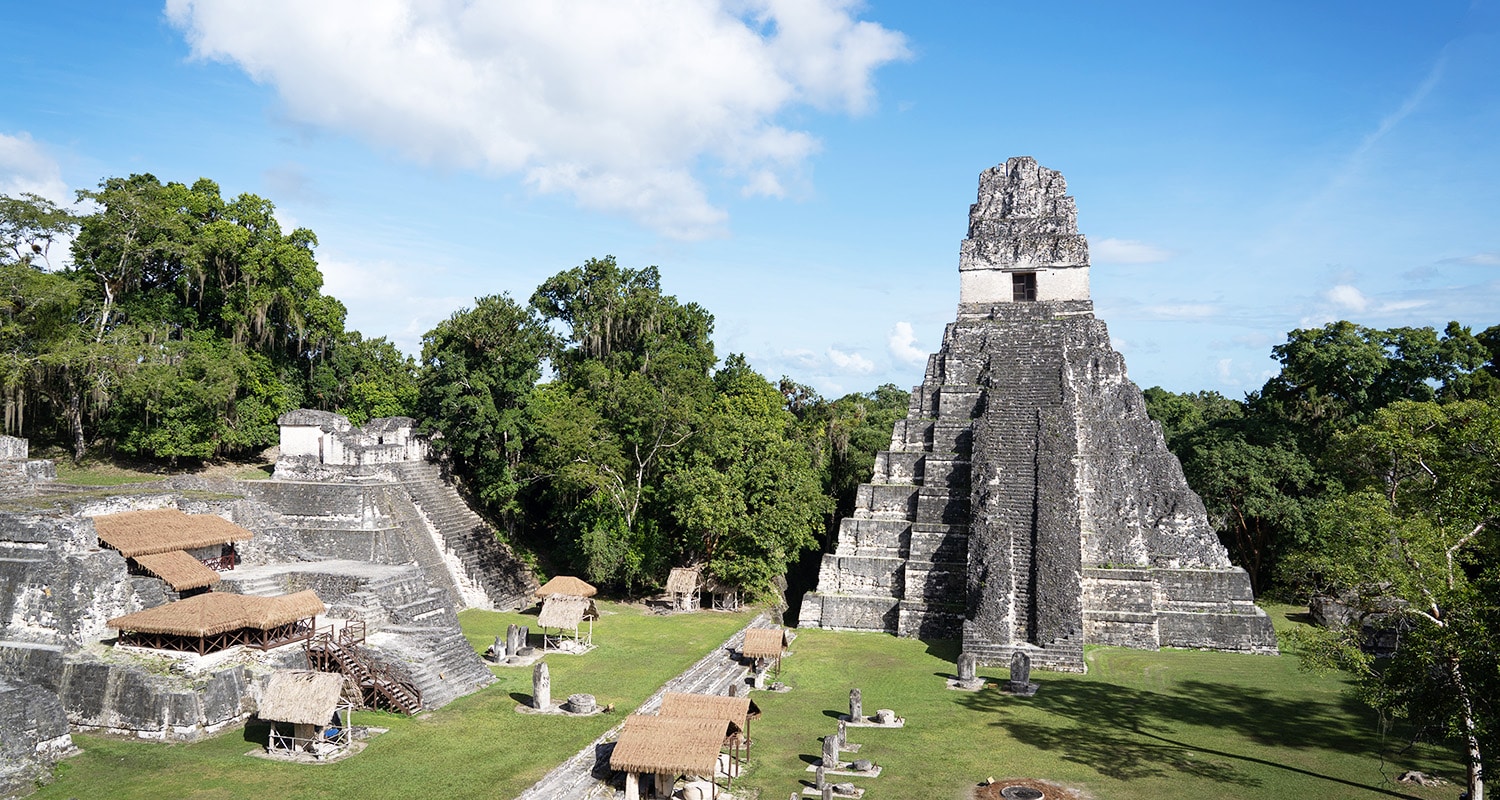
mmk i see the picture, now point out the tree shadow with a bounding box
[922,637,961,662]
[958,677,1427,797]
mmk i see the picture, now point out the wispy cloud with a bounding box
[1323,284,1368,312]
[1441,252,1500,266]
[0,131,70,203]
[887,321,926,365]
[827,347,875,374]
[1093,238,1174,264]
[1143,303,1217,320]
[166,0,909,239]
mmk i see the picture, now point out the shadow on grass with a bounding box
[958,677,1425,797]
[509,692,534,705]
[922,637,961,662]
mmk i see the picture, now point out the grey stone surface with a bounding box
[800,157,1277,670]
[0,677,73,798]
[564,693,596,714]
[822,732,839,768]
[848,688,861,721]
[533,661,551,710]
[873,709,896,725]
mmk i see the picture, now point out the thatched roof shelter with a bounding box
[665,567,700,596]
[107,591,324,654]
[660,692,760,732]
[741,628,789,660]
[258,670,348,726]
[537,595,599,629]
[93,509,253,557]
[610,714,730,777]
[132,550,222,591]
[534,575,597,600]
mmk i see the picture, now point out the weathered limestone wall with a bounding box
[0,435,55,498]
[802,157,1276,670]
[0,512,150,646]
[0,677,73,798]
[274,410,429,481]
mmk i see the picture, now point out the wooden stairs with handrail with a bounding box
[305,621,423,715]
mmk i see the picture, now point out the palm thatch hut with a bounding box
[610,714,732,799]
[741,627,791,678]
[107,591,325,655]
[533,575,597,603]
[664,567,700,611]
[660,691,761,763]
[701,574,740,611]
[537,595,599,651]
[94,509,252,596]
[258,670,355,759]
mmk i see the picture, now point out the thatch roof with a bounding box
[537,595,599,629]
[665,567,700,595]
[258,670,347,726]
[660,692,760,731]
[702,574,738,593]
[741,628,789,659]
[132,550,222,591]
[534,575,597,599]
[609,714,729,776]
[107,590,325,637]
[93,509,253,557]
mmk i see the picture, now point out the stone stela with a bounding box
[800,156,1279,672]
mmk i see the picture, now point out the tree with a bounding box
[663,356,829,600]
[1287,399,1499,800]
[0,193,77,270]
[418,294,550,531]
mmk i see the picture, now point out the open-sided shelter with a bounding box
[741,627,791,678]
[93,508,252,593]
[660,692,761,764]
[610,714,732,799]
[107,591,325,655]
[702,575,740,611]
[536,594,599,651]
[665,567,700,611]
[258,670,354,759]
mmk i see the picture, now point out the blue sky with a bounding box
[3,1,1497,398]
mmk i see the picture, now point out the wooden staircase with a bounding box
[305,622,423,715]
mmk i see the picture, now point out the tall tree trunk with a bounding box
[1452,656,1485,800]
[67,389,86,463]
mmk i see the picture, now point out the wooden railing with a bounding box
[305,619,421,715]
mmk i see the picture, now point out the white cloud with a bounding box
[827,347,874,374]
[165,0,908,239]
[887,321,926,365]
[1324,284,1368,312]
[1143,303,1216,319]
[1445,252,1500,266]
[319,254,469,356]
[1376,299,1429,313]
[0,132,70,204]
[1093,237,1173,264]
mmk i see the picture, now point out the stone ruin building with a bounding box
[0,411,538,789]
[800,157,1277,671]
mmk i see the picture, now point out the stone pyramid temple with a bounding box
[799,157,1276,671]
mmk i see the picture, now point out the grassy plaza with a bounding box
[30,603,1459,800]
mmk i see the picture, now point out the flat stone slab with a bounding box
[490,652,545,668]
[802,786,865,798]
[514,703,607,717]
[946,677,987,692]
[805,763,882,778]
[838,715,905,728]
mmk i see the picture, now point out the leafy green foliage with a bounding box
[0,176,413,463]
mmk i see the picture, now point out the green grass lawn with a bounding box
[30,603,1463,800]
[736,605,1462,800]
[34,602,753,800]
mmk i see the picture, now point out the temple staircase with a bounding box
[393,461,536,611]
[305,622,423,715]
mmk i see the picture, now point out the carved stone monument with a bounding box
[564,693,596,714]
[532,661,551,710]
[848,688,862,722]
[822,733,839,768]
[1003,651,1039,696]
[800,157,1278,671]
[815,765,827,789]
[506,623,521,657]
[953,651,984,690]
